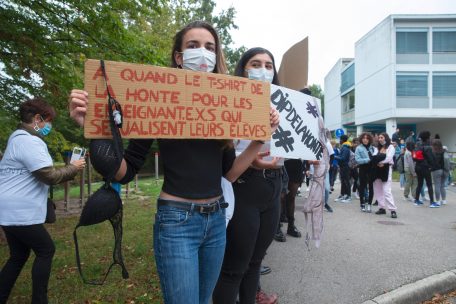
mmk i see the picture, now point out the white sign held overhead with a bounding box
[269,84,324,161]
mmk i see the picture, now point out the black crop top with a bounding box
[119,139,236,199]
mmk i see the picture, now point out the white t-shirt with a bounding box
[0,130,53,225]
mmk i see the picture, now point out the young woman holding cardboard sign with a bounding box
[69,21,279,304]
[212,47,282,304]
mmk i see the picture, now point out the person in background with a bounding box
[414,131,437,208]
[431,139,449,206]
[403,142,417,202]
[213,47,281,304]
[372,133,398,218]
[334,135,351,203]
[350,138,360,200]
[392,128,400,145]
[405,131,415,144]
[329,140,339,193]
[0,98,86,304]
[355,132,376,212]
[323,129,334,213]
[70,22,279,304]
[397,147,406,190]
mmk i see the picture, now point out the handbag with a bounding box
[45,198,56,224]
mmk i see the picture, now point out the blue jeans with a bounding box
[153,200,226,304]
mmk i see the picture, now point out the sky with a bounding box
[215,0,456,87]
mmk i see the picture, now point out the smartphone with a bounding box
[70,147,86,162]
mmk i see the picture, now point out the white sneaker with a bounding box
[354,192,360,199]
[335,195,344,202]
[341,196,352,203]
[441,200,447,205]
[400,187,404,190]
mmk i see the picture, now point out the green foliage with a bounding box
[309,84,325,116]
[0,0,244,154]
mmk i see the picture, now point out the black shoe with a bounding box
[373,200,378,206]
[260,265,271,275]
[391,211,397,218]
[274,228,286,242]
[375,208,386,215]
[280,214,288,223]
[324,204,333,213]
[287,225,302,238]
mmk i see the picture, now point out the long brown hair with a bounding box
[171,21,228,74]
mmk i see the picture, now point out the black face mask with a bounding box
[73,60,128,285]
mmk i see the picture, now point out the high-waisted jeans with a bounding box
[153,200,226,304]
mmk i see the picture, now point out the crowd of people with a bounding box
[0,19,454,304]
[328,128,453,220]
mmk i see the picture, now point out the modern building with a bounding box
[324,14,456,151]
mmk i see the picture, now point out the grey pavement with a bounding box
[260,180,456,304]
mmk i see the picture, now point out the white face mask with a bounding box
[246,68,274,83]
[182,48,216,72]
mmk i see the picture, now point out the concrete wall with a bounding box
[355,17,395,125]
[324,59,350,130]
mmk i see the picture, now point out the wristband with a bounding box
[255,140,265,144]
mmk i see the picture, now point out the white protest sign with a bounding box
[269,84,324,160]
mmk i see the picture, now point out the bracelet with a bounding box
[255,140,265,144]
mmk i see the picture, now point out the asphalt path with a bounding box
[260,180,456,304]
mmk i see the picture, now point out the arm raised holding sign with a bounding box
[69,21,278,304]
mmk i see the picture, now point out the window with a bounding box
[396,74,428,96]
[396,29,428,54]
[340,63,355,94]
[433,29,456,53]
[342,90,355,113]
[433,74,456,96]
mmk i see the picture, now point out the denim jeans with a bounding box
[153,201,226,304]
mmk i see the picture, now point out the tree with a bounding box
[0,0,244,151]
[309,84,325,117]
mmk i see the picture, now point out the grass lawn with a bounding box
[0,178,164,303]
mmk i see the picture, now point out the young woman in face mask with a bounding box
[69,22,279,304]
[213,47,281,304]
[372,132,398,218]
[0,98,86,304]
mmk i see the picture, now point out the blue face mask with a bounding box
[34,116,52,136]
[39,123,52,136]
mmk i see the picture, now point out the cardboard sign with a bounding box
[269,84,324,160]
[278,37,308,91]
[83,59,271,140]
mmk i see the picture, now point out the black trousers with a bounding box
[415,166,434,202]
[329,165,338,188]
[213,169,281,304]
[351,168,359,193]
[0,224,55,304]
[339,165,351,197]
[358,164,374,205]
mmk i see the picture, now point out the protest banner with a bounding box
[83,59,271,140]
[269,84,324,160]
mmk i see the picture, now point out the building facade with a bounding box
[324,14,456,151]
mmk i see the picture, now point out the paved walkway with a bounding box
[261,180,456,304]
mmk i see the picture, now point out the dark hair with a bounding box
[233,47,279,85]
[406,141,415,151]
[358,132,373,145]
[432,139,443,153]
[19,98,56,123]
[434,133,440,139]
[418,130,431,143]
[340,134,348,143]
[378,132,391,149]
[300,87,312,95]
[171,21,228,74]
